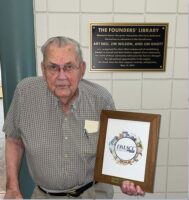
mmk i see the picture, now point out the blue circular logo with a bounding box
[109,131,143,165]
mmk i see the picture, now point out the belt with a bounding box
[38,181,96,197]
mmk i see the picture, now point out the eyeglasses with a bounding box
[45,62,80,75]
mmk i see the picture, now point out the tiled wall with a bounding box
[33,0,188,199]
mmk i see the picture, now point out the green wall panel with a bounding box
[0,0,36,198]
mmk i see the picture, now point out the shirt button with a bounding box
[65,136,68,140]
[64,117,67,121]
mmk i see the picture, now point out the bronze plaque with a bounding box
[90,23,168,71]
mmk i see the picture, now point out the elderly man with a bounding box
[3,36,144,199]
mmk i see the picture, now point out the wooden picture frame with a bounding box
[94,110,161,193]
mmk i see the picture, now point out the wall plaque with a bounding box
[90,23,168,71]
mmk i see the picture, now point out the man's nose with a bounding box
[57,68,67,79]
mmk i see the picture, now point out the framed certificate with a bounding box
[94,110,161,193]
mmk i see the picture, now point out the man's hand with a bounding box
[121,180,145,196]
[4,189,23,199]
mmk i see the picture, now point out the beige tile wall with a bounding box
[33,0,188,199]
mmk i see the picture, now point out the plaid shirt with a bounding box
[3,77,115,191]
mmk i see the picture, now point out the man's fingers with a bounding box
[136,185,145,196]
[121,181,135,195]
[121,180,145,196]
[128,182,136,195]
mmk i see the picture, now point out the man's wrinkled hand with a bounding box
[4,189,23,199]
[121,180,145,196]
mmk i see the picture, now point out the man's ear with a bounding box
[41,62,45,76]
[80,61,86,78]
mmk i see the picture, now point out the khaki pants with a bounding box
[31,183,114,199]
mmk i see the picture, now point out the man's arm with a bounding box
[4,137,24,199]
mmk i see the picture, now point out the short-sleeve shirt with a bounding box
[3,77,115,191]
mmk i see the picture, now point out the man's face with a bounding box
[41,44,86,103]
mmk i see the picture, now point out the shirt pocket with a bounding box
[80,130,99,157]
